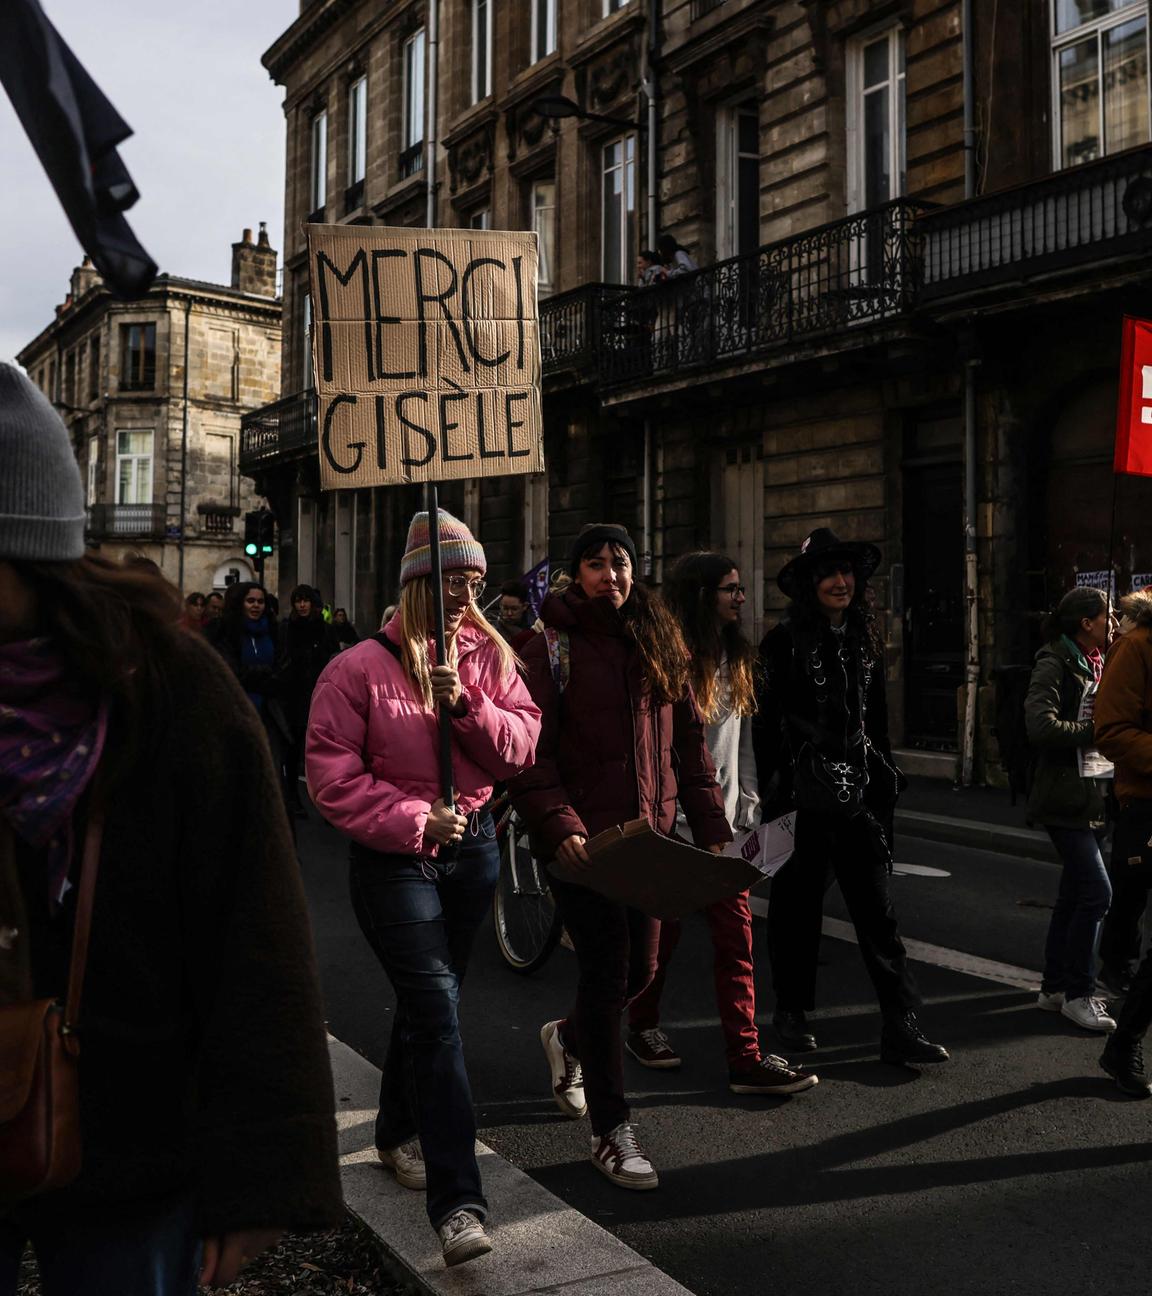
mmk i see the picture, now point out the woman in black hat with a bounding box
[752,529,948,1065]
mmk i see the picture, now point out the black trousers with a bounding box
[767,813,920,1015]
[1099,808,1152,982]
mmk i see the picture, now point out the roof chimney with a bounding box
[231,223,278,297]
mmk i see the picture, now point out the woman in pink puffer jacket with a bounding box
[306,509,540,1268]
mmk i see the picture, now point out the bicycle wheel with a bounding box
[493,814,562,974]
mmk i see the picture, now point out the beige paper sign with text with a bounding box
[307,225,543,490]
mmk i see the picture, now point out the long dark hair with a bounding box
[16,554,184,788]
[787,560,884,663]
[664,551,759,720]
[217,581,275,648]
[573,535,689,705]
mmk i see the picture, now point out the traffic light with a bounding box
[258,510,276,556]
[244,509,276,559]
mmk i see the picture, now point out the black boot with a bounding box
[880,1010,949,1065]
[1100,1033,1152,1098]
[772,1010,817,1052]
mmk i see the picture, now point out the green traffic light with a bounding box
[245,542,258,557]
[261,544,273,554]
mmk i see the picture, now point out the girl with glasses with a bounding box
[306,509,540,1267]
[625,551,816,1096]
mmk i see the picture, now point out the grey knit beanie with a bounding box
[0,363,86,561]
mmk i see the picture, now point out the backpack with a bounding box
[543,627,570,695]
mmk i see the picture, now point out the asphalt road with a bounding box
[297,810,1152,1296]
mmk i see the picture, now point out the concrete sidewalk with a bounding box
[895,776,1055,860]
[330,1035,694,1296]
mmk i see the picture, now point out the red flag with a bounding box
[1115,316,1152,476]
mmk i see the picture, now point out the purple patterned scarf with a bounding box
[0,637,107,905]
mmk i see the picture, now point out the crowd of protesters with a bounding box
[7,354,1152,1288]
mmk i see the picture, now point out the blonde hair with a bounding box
[398,577,518,708]
[1118,589,1152,627]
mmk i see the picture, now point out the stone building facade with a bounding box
[19,229,283,596]
[247,0,1152,778]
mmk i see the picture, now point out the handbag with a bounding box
[0,804,103,1204]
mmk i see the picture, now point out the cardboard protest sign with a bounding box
[548,819,764,921]
[306,225,544,490]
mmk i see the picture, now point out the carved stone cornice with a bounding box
[664,7,775,77]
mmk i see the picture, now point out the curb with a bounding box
[896,808,1057,862]
[329,1035,696,1296]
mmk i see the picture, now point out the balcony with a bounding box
[921,144,1152,304]
[239,389,317,473]
[539,201,925,391]
[87,503,167,540]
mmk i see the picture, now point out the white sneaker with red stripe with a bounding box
[590,1122,659,1190]
[540,1020,587,1118]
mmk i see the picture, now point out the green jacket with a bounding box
[1024,638,1105,829]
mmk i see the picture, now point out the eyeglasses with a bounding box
[716,583,746,598]
[444,575,487,600]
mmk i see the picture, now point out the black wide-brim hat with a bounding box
[776,527,882,598]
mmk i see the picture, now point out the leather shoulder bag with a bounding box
[0,804,103,1204]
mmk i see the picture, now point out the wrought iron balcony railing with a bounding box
[87,503,167,540]
[587,200,926,387]
[239,389,317,473]
[541,283,636,377]
[921,143,1152,301]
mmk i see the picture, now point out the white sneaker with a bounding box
[438,1210,492,1267]
[591,1122,659,1190]
[378,1139,425,1190]
[541,1020,587,1118]
[1061,995,1117,1033]
[1036,991,1064,1012]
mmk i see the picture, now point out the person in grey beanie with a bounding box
[0,363,342,1293]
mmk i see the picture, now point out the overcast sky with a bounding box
[0,0,296,362]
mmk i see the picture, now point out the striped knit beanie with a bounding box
[0,363,86,561]
[399,509,486,586]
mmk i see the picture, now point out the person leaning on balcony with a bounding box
[624,550,816,1099]
[306,510,541,1266]
[657,233,698,277]
[510,524,732,1192]
[0,363,342,1293]
[752,529,948,1067]
[1024,586,1115,1034]
[1093,593,1152,1097]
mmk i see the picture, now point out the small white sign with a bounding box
[722,813,796,877]
[1077,682,1114,780]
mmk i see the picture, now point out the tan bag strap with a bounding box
[62,801,103,1036]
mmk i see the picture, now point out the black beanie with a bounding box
[567,524,639,577]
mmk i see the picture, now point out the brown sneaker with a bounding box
[625,1028,681,1070]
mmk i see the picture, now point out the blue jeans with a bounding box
[0,1191,199,1296]
[349,813,499,1229]
[1043,826,1112,1001]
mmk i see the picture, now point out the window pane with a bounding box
[738,106,758,154]
[349,78,366,183]
[474,0,489,101]
[406,32,426,150]
[602,144,622,282]
[864,88,891,206]
[864,37,889,89]
[1104,17,1150,152]
[312,112,327,209]
[738,156,760,254]
[1055,0,1132,36]
[1060,37,1101,165]
[533,181,556,289]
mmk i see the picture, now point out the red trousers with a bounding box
[627,890,760,1066]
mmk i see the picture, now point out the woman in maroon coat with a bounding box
[511,524,731,1190]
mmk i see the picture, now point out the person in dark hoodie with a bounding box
[0,363,341,1295]
[511,524,732,1192]
[280,585,337,811]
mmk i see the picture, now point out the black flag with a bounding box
[0,0,157,298]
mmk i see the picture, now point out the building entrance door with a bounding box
[903,417,963,749]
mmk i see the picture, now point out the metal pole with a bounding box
[962,0,977,199]
[426,482,455,809]
[178,298,191,592]
[425,0,439,229]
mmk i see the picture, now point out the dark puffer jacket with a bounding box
[1025,638,1105,829]
[510,588,731,857]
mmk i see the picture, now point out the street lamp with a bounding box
[529,94,641,131]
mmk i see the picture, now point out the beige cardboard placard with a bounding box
[307,225,544,490]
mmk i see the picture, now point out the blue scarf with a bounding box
[240,616,275,709]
